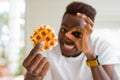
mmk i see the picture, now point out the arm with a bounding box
[81,14,119,80]
[65,13,119,80]
[23,42,50,80]
[103,65,118,80]
[90,65,118,80]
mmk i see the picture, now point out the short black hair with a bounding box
[64,1,96,22]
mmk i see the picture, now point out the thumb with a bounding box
[31,41,45,54]
[35,41,45,49]
[65,31,78,42]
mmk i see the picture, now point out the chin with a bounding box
[61,50,81,57]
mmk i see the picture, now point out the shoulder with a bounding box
[91,36,111,50]
[91,35,113,55]
[91,36,120,65]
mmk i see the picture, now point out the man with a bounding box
[23,1,120,80]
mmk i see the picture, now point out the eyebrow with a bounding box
[61,23,70,31]
[61,23,68,28]
[61,23,84,30]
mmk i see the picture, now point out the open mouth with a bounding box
[64,43,75,50]
[59,39,82,57]
[61,41,76,52]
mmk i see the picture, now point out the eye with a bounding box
[72,31,82,38]
[60,28,68,33]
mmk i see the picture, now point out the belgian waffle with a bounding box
[30,24,57,51]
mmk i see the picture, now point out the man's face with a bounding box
[58,13,85,57]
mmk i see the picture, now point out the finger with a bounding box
[66,32,83,52]
[81,34,91,53]
[83,24,93,34]
[75,40,82,52]
[26,54,43,73]
[30,41,45,54]
[76,12,82,17]
[81,14,94,27]
[81,38,87,53]
[33,57,47,76]
[39,62,50,77]
[71,27,83,32]
[87,24,93,33]
[65,31,78,42]
[23,53,37,68]
[76,13,94,27]
[23,41,44,67]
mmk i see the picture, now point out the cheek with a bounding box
[59,33,65,38]
[58,33,65,41]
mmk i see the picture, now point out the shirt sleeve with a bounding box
[93,37,120,65]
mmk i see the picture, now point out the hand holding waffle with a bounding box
[23,25,57,79]
[23,42,50,79]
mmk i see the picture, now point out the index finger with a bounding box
[76,13,94,27]
[65,31,77,42]
[65,28,82,42]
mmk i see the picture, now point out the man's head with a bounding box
[64,1,96,22]
[58,1,96,57]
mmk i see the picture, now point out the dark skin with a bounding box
[23,13,118,80]
[59,13,95,59]
[58,14,84,57]
[23,42,50,80]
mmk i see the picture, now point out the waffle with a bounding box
[30,24,57,51]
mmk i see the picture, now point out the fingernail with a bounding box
[37,41,45,48]
[76,13,81,16]
[82,15,86,18]
[40,41,45,45]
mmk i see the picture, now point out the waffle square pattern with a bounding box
[30,24,57,51]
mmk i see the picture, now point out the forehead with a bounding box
[62,14,85,28]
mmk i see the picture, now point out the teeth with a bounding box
[64,44,74,49]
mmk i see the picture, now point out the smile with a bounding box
[64,43,75,49]
[62,42,76,52]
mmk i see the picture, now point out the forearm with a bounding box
[86,54,117,80]
[87,55,112,80]
[86,54,118,80]
[24,72,43,80]
[90,66,111,80]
